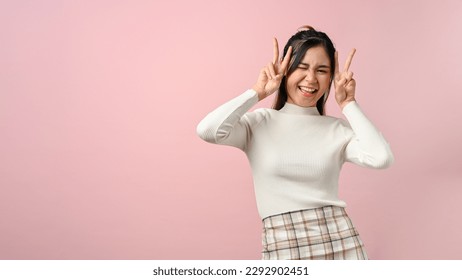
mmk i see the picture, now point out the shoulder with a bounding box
[320,115,354,138]
[242,107,275,124]
[243,108,279,127]
[317,114,349,127]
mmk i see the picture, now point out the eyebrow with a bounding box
[299,63,330,68]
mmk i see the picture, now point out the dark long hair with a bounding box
[273,26,336,115]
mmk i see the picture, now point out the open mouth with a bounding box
[298,86,318,96]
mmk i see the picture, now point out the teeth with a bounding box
[300,87,316,93]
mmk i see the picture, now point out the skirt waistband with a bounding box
[262,205,347,224]
[261,205,367,260]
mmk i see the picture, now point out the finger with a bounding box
[264,67,272,81]
[346,78,356,88]
[344,71,354,84]
[343,48,356,72]
[338,71,353,87]
[268,62,277,79]
[342,71,353,83]
[272,38,279,65]
[336,76,347,87]
[344,79,356,94]
[260,67,268,78]
[279,46,293,75]
[348,71,354,79]
[334,51,339,77]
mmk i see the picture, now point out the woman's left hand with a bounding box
[334,49,357,109]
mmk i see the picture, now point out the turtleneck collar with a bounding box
[279,102,320,116]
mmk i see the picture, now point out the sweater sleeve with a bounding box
[342,101,394,169]
[196,89,259,150]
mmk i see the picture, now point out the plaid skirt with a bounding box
[261,206,368,260]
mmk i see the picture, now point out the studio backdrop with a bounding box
[1,0,462,259]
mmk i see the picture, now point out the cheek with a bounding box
[286,77,298,91]
[319,76,332,89]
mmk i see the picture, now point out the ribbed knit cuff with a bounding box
[341,101,359,116]
[245,88,259,102]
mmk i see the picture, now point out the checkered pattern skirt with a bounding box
[261,206,368,260]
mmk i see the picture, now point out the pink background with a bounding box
[1,0,462,260]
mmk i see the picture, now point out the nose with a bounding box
[304,70,317,83]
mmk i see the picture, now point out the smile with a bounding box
[298,86,318,96]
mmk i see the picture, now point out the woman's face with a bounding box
[285,45,332,107]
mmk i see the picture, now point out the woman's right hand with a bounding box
[252,38,292,101]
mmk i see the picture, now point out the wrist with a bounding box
[340,99,356,110]
[252,86,266,101]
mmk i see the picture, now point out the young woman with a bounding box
[196,26,394,260]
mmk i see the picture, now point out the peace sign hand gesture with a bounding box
[334,49,357,109]
[252,38,292,101]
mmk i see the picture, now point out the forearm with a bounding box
[342,101,394,168]
[196,89,258,145]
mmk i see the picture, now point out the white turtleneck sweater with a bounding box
[197,89,394,219]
